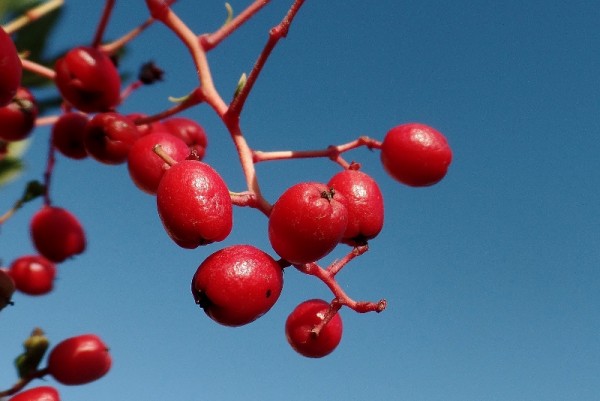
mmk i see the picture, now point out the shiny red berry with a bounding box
[51,112,89,159]
[83,112,140,164]
[0,27,22,107]
[8,255,56,296]
[268,182,348,265]
[8,386,60,401]
[157,160,232,248]
[0,87,39,142]
[127,131,189,194]
[285,299,343,358]
[191,244,284,326]
[162,117,208,160]
[54,46,121,113]
[380,123,452,187]
[47,334,111,385]
[327,169,384,245]
[30,206,86,263]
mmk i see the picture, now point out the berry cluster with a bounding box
[0,0,452,397]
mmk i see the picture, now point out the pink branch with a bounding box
[92,0,116,48]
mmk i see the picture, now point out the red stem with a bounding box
[92,0,116,48]
[0,367,49,397]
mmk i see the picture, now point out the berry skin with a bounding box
[83,112,140,164]
[8,386,60,401]
[162,117,208,160]
[327,169,384,245]
[380,123,452,187]
[268,182,348,265]
[47,334,111,385]
[0,87,39,142]
[30,206,86,263]
[8,255,56,296]
[156,160,233,248]
[51,112,89,159]
[0,27,22,107]
[127,131,189,194]
[54,46,121,112]
[285,299,343,358]
[191,244,284,326]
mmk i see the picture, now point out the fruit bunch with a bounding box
[0,0,452,397]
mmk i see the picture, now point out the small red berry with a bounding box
[51,112,89,159]
[162,117,208,160]
[127,131,189,194]
[327,169,384,245]
[157,160,232,248]
[8,255,56,296]
[268,182,348,265]
[30,206,86,263]
[380,123,452,187]
[83,112,140,164]
[285,299,343,358]
[8,386,60,401]
[0,87,39,142]
[54,46,121,113]
[191,245,284,326]
[47,334,111,385]
[0,27,22,107]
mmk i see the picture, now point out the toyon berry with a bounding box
[0,27,22,107]
[157,159,233,248]
[51,112,89,160]
[48,334,111,385]
[8,386,60,401]
[8,255,56,296]
[285,299,343,358]
[162,117,208,160]
[328,168,384,245]
[54,46,121,113]
[191,244,284,326]
[30,205,86,263]
[0,87,39,142]
[83,112,141,165]
[268,182,348,265]
[380,123,452,187]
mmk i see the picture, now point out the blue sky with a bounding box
[1,1,599,400]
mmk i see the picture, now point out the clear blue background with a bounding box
[1,1,599,400]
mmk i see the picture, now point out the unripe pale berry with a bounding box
[380,123,452,187]
[192,244,284,326]
[47,334,111,385]
[30,206,86,263]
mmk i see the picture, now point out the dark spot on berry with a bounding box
[266,289,272,298]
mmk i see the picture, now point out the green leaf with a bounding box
[0,158,24,187]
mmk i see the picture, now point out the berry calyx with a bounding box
[156,159,233,248]
[30,205,86,263]
[51,112,89,159]
[8,386,60,401]
[0,27,22,107]
[83,112,140,164]
[191,244,284,326]
[268,182,348,264]
[285,299,343,358]
[47,334,111,385]
[54,46,121,112]
[162,117,208,160]
[327,169,384,245]
[8,255,56,296]
[0,87,39,142]
[380,123,452,187]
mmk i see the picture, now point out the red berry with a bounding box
[380,123,452,187]
[285,299,343,358]
[162,117,208,159]
[156,160,232,248]
[54,46,121,112]
[0,87,39,142]
[268,182,348,265]
[127,131,189,194]
[30,206,86,263]
[327,169,384,245]
[0,27,22,107]
[51,112,89,159]
[8,386,60,401]
[191,245,284,326]
[83,112,140,164]
[47,334,111,385]
[8,255,56,296]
